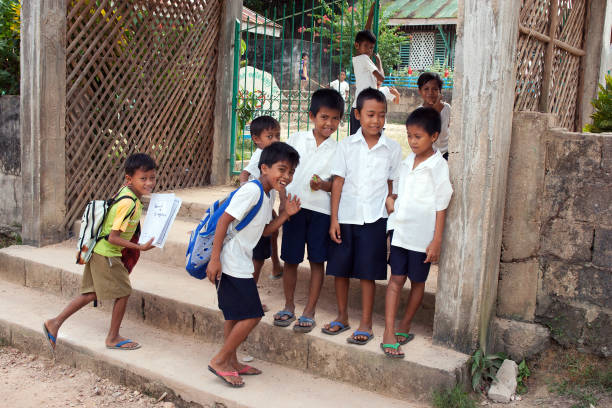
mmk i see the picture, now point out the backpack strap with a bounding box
[99,195,139,242]
[235,180,265,231]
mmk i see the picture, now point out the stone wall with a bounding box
[497,112,611,358]
[384,87,453,124]
[0,95,21,227]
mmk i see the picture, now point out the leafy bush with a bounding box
[470,349,507,392]
[0,0,19,95]
[583,74,612,133]
[516,359,531,394]
[432,385,477,408]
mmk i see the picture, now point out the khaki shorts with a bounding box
[81,252,132,300]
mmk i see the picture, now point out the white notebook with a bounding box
[139,193,182,248]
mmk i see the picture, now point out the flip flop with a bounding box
[269,272,283,280]
[395,332,415,345]
[42,323,56,353]
[208,365,244,387]
[273,310,295,327]
[293,316,316,333]
[106,339,141,350]
[237,364,262,376]
[347,330,374,345]
[380,342,405,359]
[321,321,350,335]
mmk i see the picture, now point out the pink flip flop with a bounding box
[237,365,262,375]
[208,365,244,387]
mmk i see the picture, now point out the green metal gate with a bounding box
[230,0,381,175]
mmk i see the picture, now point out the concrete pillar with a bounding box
[578,0,609,130]
[600,1,612,82]
[20,0,66,246]
[211,0,242,185]
[433,0,520,354]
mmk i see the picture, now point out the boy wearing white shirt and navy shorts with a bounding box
[207,142,301,387]
[381,107,453,358]
[323,87,401,345]
[350,30,385,135]
[273,88,344,333]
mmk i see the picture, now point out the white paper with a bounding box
[139,193,182,248]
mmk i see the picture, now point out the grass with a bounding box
[0,230,21,249]
[432,385,477,408]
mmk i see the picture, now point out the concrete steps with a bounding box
[0,280,413,408]
[0,242,469,404]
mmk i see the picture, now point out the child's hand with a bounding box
[207,258,222,284]
[425,239,442,264]
[329,219,342,244]
[284,193,301,216]
[385,196,395,214]
[310,174,323,191]
[139,238,155,251]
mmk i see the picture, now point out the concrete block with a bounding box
[536,300,586,348]
[582,311,612,358]
[497,261,538,321]
[0,318,11,345]
[193,308,224,343]
[25,261,62,294]
[60,268,82,298]
[244,323,309,370]
[540,219,593,262]
[492,318,550,361]
[541,261,612,309]
[142,293,195,336]
[593,228,612,268]
[545,136,602,181]
[0,250,25,285]
[487,359,518,403]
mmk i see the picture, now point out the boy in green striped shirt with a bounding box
[43,153,157,351]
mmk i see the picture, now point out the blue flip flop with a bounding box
[321,321,350,335]
[293,316,316,333]
[42,323,56,353]
[347,330,374,345]
[273,310,295,327]
[106,339,141,350]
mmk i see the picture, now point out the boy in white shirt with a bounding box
[207,142,301,387]
[239,116,283,282]
[377,78,400,105]
[329,70,350,101]
[417,72,451,160]
[273,88,344,333]
[381,107,453,358]
[350,29,385,135]
[322,87,401,345]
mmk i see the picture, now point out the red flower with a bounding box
[323,15,331,23]
[347,6,353,13]
[297,26,305,33]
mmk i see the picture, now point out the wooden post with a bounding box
[539,0,559,113]
[20,0,67,246]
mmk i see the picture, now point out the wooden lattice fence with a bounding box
[65,0,222,229]
[514,0,587,131]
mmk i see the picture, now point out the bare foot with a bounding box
[395,324,413,344]
[209,360,244,387]
[381,330,403,356]
[322,316,349,333]
[271,259,283,278]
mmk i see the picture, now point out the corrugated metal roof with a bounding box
[383,0,457,20]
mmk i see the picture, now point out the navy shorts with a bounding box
[281,208,330,264]
[252,235,271,260]
[326,218,387,281]
[349,108,361,135]
[216,273,264,321]
[388,231,431,283]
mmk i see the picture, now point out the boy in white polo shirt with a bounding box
[273,88,344,333]
[322,87,401,345]
[207,142,301,387]
[381,107,453,358]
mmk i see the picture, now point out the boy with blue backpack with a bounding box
[43,153,157,352]
[207,142,300,388]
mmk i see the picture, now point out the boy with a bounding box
[240,116,283,281]
[273,88,344,333]
[417,72,451,160]
[377,78,400,105]
[299,53,309,91]
[329,70,350,102]
[323,87,401,345]
[207,142,301,387]
[43,153,157,351]
[381,107,453,358]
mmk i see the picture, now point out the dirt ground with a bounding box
[0,346,175,408]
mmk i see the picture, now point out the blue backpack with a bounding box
[185,180,264,279]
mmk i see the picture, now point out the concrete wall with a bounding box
[498,112,612,358]
[0,96,21,227]
[385,87,453,124]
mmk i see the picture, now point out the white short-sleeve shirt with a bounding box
[331,128,401,225]
[244,148,262,179]
[388,150,453,253]
[221,182,273,278]
[418,103,451,154]
[330,79,350,101]
[286,130,337,215]
[352,54,378,108]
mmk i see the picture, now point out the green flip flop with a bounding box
[380,342,405,359]
[395,332,415,345]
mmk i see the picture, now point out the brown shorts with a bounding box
[81,252,132,300]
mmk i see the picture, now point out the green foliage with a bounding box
[0,0,20,95]
[583,75,612,133]
[432,385,477,408]
[516,359,531,394]
[236,90,257,132]
[469,349,507,393]
[304,0,405,74]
